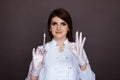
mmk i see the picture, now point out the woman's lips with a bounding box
[55,31,62,34]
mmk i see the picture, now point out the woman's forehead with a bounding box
[51,16,65,23]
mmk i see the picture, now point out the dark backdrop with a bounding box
[0,0,120,80]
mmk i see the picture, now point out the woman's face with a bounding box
[50,16,69,40]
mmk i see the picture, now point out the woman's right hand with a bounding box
[31,46,45,76]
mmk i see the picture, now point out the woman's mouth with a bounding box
[55,31,62,34]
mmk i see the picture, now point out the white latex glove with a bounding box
[67,31,86,65]
[30,46,46,76]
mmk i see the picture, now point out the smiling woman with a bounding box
[50,16,69,42]
[25,8,95,80]
[47,8,73,42]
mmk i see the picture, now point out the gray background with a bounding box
[0,0,120,80]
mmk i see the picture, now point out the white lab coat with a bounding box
[25,39,95,80]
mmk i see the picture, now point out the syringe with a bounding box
[43,33,46,49]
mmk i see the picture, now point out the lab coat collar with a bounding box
[51,39,69,46]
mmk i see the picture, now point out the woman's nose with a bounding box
[56,25,61,30]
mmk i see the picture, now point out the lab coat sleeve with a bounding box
[78,49,95,80]
[25,61,32,80]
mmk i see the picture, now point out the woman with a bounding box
[25,8,95,80]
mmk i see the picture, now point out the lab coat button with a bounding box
[66,57,68,59]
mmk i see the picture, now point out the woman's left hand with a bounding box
[67,31,86,65]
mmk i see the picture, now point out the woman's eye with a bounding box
[51,22,57,26]
[61,22,67,26]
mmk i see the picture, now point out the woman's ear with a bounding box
[49,29,51,31]
[49,26,51,31]
[67,28,70,31]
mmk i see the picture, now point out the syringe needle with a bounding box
[43,33,46,49]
